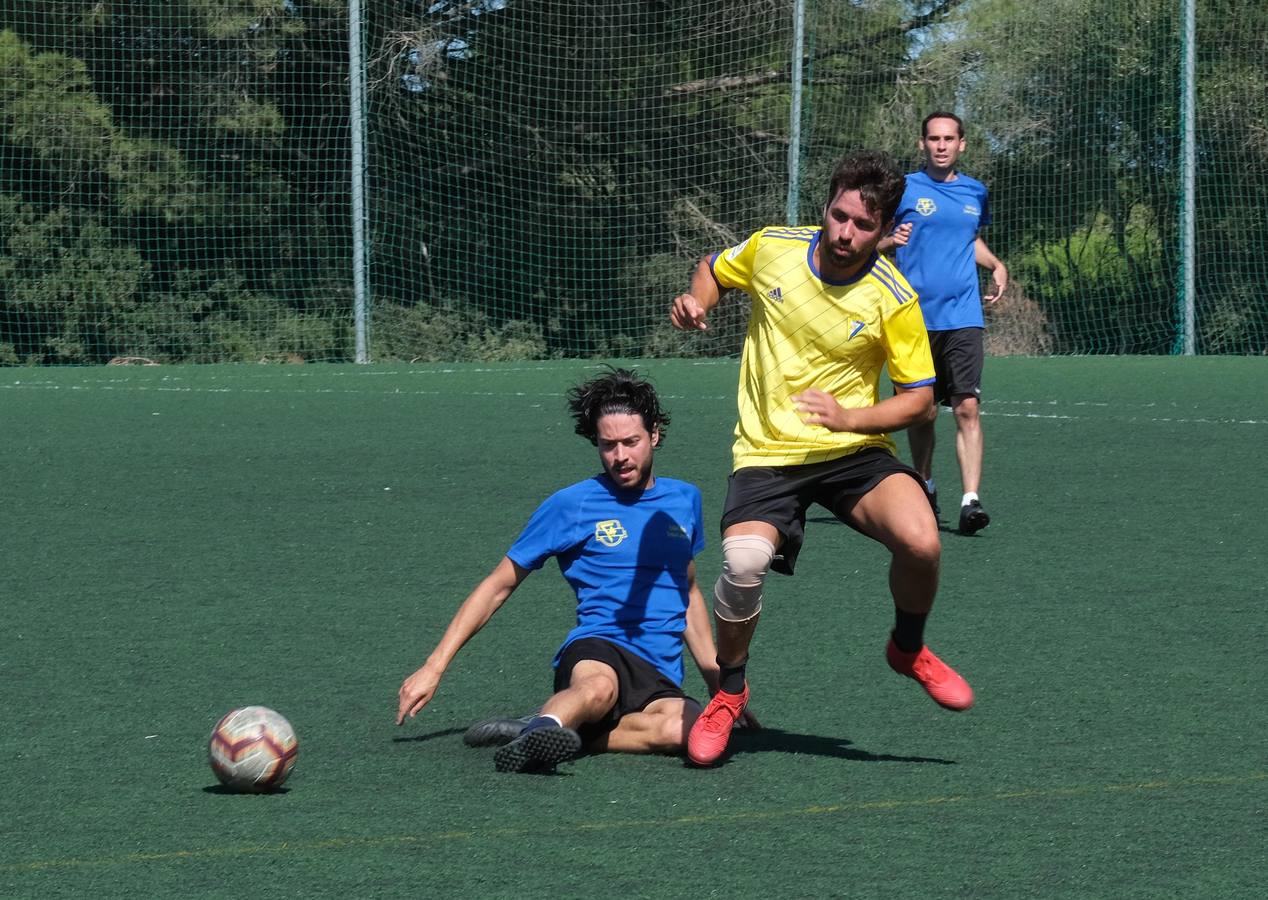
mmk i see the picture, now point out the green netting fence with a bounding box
[0,0,1264,364]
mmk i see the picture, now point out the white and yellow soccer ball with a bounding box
[208,706,299,793]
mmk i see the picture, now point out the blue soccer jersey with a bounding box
[894,170,992,331]
[505,475,705,686]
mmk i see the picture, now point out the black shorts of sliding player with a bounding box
[553,637,694,747]
[719,447,925,576]
[927,327,985,406]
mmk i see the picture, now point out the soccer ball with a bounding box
[208,706,299,793]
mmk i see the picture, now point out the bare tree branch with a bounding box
[664,0,969,98]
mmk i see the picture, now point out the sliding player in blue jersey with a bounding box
[395,368,754,773]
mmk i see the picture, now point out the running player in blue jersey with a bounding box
[880,112,1008,535]
[395,369,753,774]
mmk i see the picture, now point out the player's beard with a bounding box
[605,457,653,492]
[824,240,867,271]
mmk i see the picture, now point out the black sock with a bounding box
[520,714,559,735]
[717,657,747,694]
[891,610,928,653]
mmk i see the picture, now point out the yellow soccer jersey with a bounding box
[710,226,935,469]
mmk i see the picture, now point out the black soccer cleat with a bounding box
[493,725,581,774]
[462,714,536,748]
[925,485,941,520]
[959,499,990,535]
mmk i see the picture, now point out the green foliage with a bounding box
[0,11,351,363]
[0,1,1265,361]
[0,196,149,362]
[371,301,547,363]
[1014,208,1169,353]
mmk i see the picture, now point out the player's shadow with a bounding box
[721,727,956,765]
[391,726,466,744]
[392,729,579,777]
[202,785,291,795]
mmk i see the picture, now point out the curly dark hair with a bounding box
[566,367,670,446]
[824,150,906,226]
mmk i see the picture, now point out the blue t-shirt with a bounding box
[505,474,705,686]
[894,169,992,331]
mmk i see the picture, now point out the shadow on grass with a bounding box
[391,726,466,744]
[202,784,291,795]
[724,727,956,765]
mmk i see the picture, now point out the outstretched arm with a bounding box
[395,556,530,724]
[670,257,726,332]
[975,236,1008,302]
[682,562,720,695]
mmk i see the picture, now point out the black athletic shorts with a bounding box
[927,327,984,406]
[553,637,696,746]
[719,447,924,576]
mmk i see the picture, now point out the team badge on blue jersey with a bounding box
[594,519,628,547]
[915,197,937,216]
[666,522,689,539]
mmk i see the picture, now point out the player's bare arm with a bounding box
[681,562,721,693]
[878,221,913,254]
[975,237,1008,302]
[681,562,760,729]
[395,556,530,724]
[793,384,934,434]
[671,257,725,331]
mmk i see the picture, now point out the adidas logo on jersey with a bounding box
[765,286,784,302]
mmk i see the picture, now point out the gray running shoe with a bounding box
[462,714,536,747]
[493,725,581,774]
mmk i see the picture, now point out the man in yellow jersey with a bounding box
[669,150,974,767]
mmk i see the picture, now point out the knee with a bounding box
[714,534,776,623]
[574,674,617,711]
[895,528,941,572]
[952,397,980,424]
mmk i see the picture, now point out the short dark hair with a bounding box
[824,150,906,225]
[566,367,670,446]
[922,111,964,138]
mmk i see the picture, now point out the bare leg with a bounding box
[951,395,983,496]
[539,660,619,728]
[906,405,939,482]
[592,697,700,755]
[840,473,940,614]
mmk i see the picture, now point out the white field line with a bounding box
[3,378,1264,426]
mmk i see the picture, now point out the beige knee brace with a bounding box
[713,534,776,623]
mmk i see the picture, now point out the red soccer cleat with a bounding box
[687,684,749,766]
[886,639,974,711]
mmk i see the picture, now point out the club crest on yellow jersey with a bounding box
[595,519,628,547]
